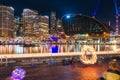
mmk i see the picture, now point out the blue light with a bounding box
[52,45,58,53]
[66,15,70,19]
[93,0,100,16]
[51,36,58,41]
[114,0,119,15]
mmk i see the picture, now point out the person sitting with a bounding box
[102,59,120,80]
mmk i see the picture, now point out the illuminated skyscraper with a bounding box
[50,11,56,34]
[32,15,49,37]
[22,9,39,37]
[22,9,49,38]
[39,15,49,37]
[0,5,15,37]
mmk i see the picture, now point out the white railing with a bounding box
[0,51,119,59]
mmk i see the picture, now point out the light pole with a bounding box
[60,14,82,37]
[58,14,71,36]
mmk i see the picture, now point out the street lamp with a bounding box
[66,15,71,19]
[60,14,85,38]
[56,14,71,35]
[60,14,82,38]
[60,14,71,33]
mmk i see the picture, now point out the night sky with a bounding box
[0,0,120,29]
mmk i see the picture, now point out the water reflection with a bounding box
[0,43,118,54]
[75,67,101,80]
[3,63,108,80]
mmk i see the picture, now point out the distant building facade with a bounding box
[56,19,63,32]
[62,14,114,37]
[38,15,49,37]
[0,5,15,37]
[22,9,39,37]
[50,11,56,34]
[22,8,49,38]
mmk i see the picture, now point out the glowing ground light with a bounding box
[80,45,97,64]
[11,67,26,80]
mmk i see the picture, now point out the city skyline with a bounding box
[0,0,120,29]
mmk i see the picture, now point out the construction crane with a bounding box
[114,0,120,36]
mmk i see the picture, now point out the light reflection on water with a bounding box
[0,45,43,54]
[0,44,115,54]
[0,45,24,54]
[75,66,102,80]
[0,45,75,54]
[69,64,108,80]
[15,45,23,54]
[3,64,108,80]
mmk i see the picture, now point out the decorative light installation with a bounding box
[80,45,97,64]
[11,67,26,80]
[51,36,58,53]
[51,44,58,53]
[51,36,58,41]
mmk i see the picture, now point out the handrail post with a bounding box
[0,56,3,65]
[5,56,8,67]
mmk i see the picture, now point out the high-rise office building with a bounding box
[32,15,49,38]
[16,17,24,37]
[39,15,49,37]
[50,11,56,34]
[22,9,49,38]
[22,9,39,37]
[0,5,15,37]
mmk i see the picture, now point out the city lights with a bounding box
[0,1,120,80]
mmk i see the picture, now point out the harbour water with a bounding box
[1,62,109,80]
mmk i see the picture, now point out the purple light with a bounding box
[51,36,58,41]
[11,67,26,80]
